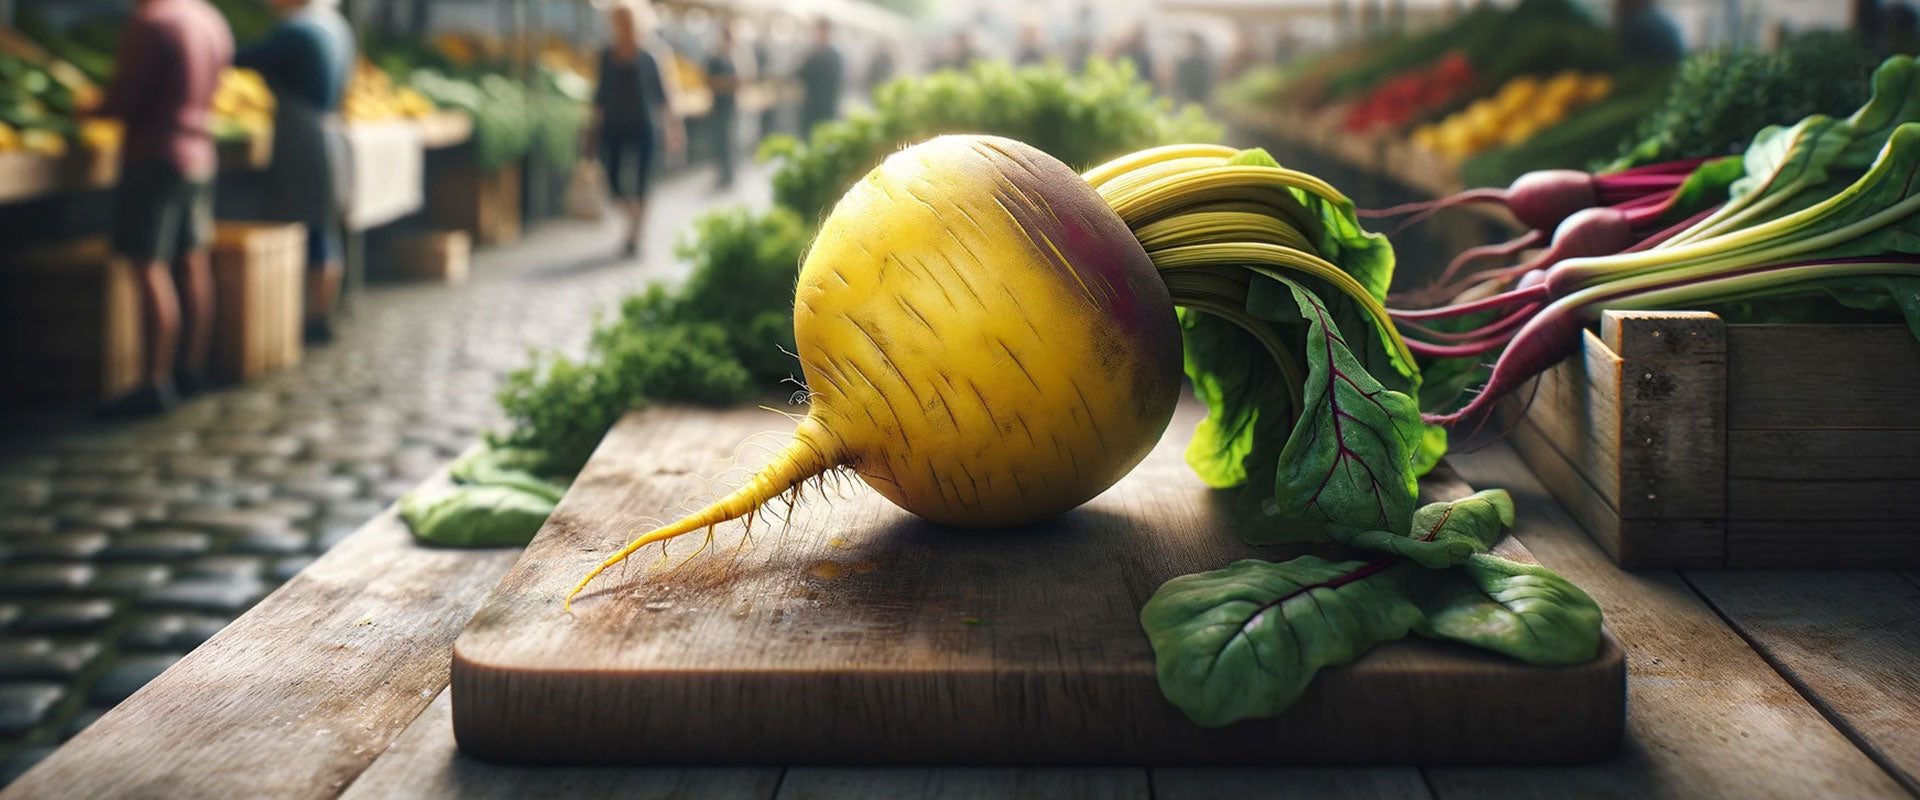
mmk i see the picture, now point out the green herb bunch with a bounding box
[1610,31,1881,169]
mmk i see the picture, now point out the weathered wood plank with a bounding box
[1600,311,1726,522]
[1152,767,1431,799]
[339,691,780,799]
[1726,522,1920,568]
[1503,408,1722,568]
[775,767,1148,800]
[1499,328,1625,513]
[453,405,1623,765]
[1725,325,1920,430]
[1728,429,1920,481]
[1685,571,1920,795]
[1,474,525,800]
[1427,443,1908,800]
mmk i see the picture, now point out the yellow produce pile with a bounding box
[0,122,70,156]
[343,58,435,122]
[1411,71,1613,159]
[211,67,273,139]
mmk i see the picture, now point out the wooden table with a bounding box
[6,411,1917,799]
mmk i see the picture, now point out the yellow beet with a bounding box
[568,135,1183,607]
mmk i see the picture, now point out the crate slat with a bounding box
[1500,308,1920,568]
[1725,325,1920,430]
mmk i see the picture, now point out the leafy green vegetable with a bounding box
[1410,554,1603,665]
[447,446,567,503]
[401,485,556,547]
[765,59,1219,222]
[1611,31,1881,169]
[1338,489,1514,568]
[1255,278,1422,540]
[1141,555,1427,727]
[1142,486,1601,726]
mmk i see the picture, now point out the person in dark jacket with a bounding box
[234,0,354,341]
[93,0,233,413]
[705,21,743,189]
[591,1,685,258]
[795,18,843,138]
[1173,32,1215,106]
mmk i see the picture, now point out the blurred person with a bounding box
[1615,0,1685,64]
[1221,29,1260,83]
[1110,23,1156,90]
[1068,3,1096,71]
[1015,22,1047,66]
[942,30,980,71]
[705,21,743,189]
[864,46,896,96]
[591,1,686,258]
[795,17,843,138]
[92,0,233,414]
[1173,31,1214,106]
[234,0,354,342]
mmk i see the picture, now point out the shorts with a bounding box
[111,161,213,262]
[600,127,657,199]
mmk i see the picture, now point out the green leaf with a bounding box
[1660,156,1745,221]
[1253,279,1423,542]
[448,445,568,503]
[400,485,556,547]
[1180,309,1294,489]
[1140,556,1426,726]
[1409,554,1604,665]
[1336,489,1515,568]
[1826,276,1920,340]
[1410,424,1448,479]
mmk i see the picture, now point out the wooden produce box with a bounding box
[0,239,142,404]
[380,229,469,284]
[425,156,520,246]
[1495,309,1920,568]
[210,222,304,382]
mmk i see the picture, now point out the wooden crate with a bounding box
[210,222,304,382]
[424,157,520,246]
[379,230,469,284]
[0,239,142,404]
[1495,309,1920,568]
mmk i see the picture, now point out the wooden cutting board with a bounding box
[451,404,1624,765]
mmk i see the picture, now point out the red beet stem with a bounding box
[1405,330,1520,359]
[1388,283,1548,321]
[1396,301,1542,344]
[1430,230,1545,290]
[1353,188,1509,235]
[1620,204,1721,254]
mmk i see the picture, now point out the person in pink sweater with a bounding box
[93,0,233,414]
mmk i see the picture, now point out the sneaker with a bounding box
[175,368,210,396]
[97,381,180,418]
[304,317,335,344]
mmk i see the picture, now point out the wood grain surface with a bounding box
[452,404,1624,765]
[340,692,781,800]
[1432,445,1910,800]
[1685,570,1920,795]
[1,473,526,800]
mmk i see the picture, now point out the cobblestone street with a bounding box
[0,164,773,783]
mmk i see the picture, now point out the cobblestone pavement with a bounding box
[0,163,773,783]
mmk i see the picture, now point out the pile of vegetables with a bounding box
[1342,51,1475,133]
[1397,56,1920,425]
[211,68,273,141]
[1412,71,1613,159]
